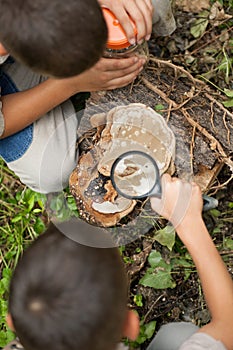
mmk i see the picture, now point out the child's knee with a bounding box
[7,152,78,193]
[4,103,80,193]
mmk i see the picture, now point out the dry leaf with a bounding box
[209,1,232,25]
[175,0,210,13]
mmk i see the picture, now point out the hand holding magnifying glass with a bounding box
[110,150,218,211]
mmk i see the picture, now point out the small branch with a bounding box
[144,293,166,323]
[205,93,233,120]
[148,57,206,87]
[210,101,217,134]
[181,108,233,172]
[223,111,231,145]
[189,25,233,56]
[141,76,233,172]
[208,174,233,193]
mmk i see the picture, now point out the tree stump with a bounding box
[70,56,233,236]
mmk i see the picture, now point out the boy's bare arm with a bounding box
[150,174,233,350]
[98,0,153,43]
[1,56,144,138]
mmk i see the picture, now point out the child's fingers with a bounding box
[98,0,153,43]
[150,174,171,215]
[151,175,204,228]
[102,65,143,89]
[99,56,145,72]
[134,0,153,41]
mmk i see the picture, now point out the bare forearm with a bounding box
[177,218,233,349]
[1,78,76,138]
[1,56,145,138]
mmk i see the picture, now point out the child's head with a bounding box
[8,223,138,350]
[0,0,107,77]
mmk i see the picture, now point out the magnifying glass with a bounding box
[110,150,162,199]
[110,150,218,210]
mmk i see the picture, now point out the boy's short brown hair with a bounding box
[0,0,107,77]
[9,223,127,350]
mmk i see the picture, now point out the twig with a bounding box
[208,174,233,193]
[148,57,206,86]
[181,108,233,172]
[148,58,233,124]
[141,76,233,172]
[141,76,173,106]
[144,293,166,323]
[189,25,233,56]
[166,102,173,123]
[223,111,231,145]
[205,93,233,120]
[220,250,233,256]
[210,101,216,133]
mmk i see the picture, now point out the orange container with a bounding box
[102,8,149,60]
[102,8,137,50]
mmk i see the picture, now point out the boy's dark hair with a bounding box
[9,223,127,350]
[0,0,107,77]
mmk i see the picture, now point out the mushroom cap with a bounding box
[95,103,175,177]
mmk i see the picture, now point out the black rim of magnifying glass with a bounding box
[110,150,161,200]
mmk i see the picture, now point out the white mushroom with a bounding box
[92,197,134,214]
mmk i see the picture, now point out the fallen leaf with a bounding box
[175,0,210,13]
[209,1,233,24]
[190,11,209,38]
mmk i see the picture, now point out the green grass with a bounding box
[0,159,47,345]
[0,158,83,346]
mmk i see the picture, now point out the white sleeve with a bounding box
[179,332,227,350]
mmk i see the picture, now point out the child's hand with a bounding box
[99,0,153,44]
[62,56,146,92]
[150,174,203,229]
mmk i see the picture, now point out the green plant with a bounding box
[0,159,48,344]
[0,268,15,347]
[126,316,156,348]
[140,251,176,289]
[133,294,144,307]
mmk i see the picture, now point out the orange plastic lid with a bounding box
[102,8,137,50]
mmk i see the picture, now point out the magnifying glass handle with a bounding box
[150,180,162,199]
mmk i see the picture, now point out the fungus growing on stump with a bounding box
[69,103,176,227]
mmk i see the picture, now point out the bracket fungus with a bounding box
[70,103,176,227]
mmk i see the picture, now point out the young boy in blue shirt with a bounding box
[0,0,175,193]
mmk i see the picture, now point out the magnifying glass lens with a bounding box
[112,152,160,198]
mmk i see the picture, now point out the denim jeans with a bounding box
[0,58,33,163]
